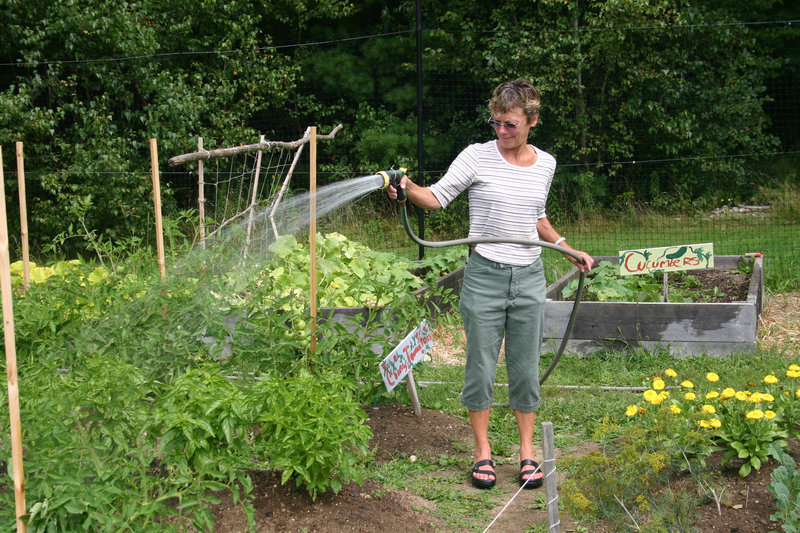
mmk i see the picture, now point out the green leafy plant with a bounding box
[768,442,800,533]
[251,369,373,500]
[561,260,695,302]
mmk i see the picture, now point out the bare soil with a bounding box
[208,276,800,532]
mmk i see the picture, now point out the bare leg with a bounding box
[469,408,494,482]
[514,409,542,483]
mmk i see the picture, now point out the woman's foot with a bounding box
[471,459,496,489]
[519,459,543,489]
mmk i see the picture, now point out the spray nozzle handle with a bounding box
[378,167,407,202]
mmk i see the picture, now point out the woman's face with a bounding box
[490,107,537,152]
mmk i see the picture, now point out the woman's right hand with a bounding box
[386,175,408,200]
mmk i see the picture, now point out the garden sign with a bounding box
[380,319,433,393]
[619,243,714,275]
[619,242,714,301]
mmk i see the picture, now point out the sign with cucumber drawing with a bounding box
[618,243,714,276]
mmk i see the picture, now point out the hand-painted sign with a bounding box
[379,320,434,393]
[619,243,714,276]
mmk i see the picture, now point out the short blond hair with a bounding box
[488,78,541,119]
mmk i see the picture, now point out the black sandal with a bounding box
[519,459,543,489]
[471,459,496,489]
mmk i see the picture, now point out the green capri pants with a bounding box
[459,251,546,412]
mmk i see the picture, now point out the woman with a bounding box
[388,78,594,489]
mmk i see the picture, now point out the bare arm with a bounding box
[387,175,442,210]
[537,217,594,272]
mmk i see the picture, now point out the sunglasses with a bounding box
[487,118,523,131]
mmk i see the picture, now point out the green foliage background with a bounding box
[0,0,797,259]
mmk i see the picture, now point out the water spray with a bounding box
[385,169,588,385]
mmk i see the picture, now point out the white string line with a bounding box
[481,463,543,533]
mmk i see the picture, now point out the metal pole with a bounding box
[415,0,425,260]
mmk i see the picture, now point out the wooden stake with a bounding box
[15,142,29,292]
[309,127,318,356]
[149,139,166,281]
[197,137,206,249]
[405,370,422,418]
[0,146,28,532]
[542,422,560,533]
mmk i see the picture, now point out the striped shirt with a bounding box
[429,140,556,266]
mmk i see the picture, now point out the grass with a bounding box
[372,337,800,531]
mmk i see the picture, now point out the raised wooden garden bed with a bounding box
[543,255,765,356]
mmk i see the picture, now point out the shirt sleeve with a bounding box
[428,145,480,208]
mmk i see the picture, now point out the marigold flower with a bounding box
[697,419,711,428]
[764,375,779,384]
[684,392,697,401]
[652,377,666,391]
[745,410,764,420]
[643,390,658,404]
[681,380,694,389]
[765,410,777,419]
[796,388,800,398]
[789,364,800,372]
[706,372,720,382]
[705,391,719,399]
[709,418,722,428]
[735,391,749,401]
[720,387,736,400]
[702,404,716,414]
[763,393,774,402]
[669,404,681,415]
[749,392,765,403]
[787,370,800,378]
[626,405,639,417]
[665,368,677,378]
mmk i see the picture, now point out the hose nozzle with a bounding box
[377,168,407,202]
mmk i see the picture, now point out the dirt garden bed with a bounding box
[200,287,800,532]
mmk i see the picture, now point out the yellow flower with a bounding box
[681,380,694,389]
[763,393,775,402]
[749,392,765,403]
[709,418,722,429]
[702,404,716,414]
[789,364,800,372]
[643,390,659,404]
[705,391,719,399]
[706,372,720,382]
[665,368,677,378]
[764,374,779,384]
[684,392,697,401]
[670,405,681,415]
[735,391,749,401]
[745,410,764,420]
[626,405,639,417]
[796,388,800,398]
[652,377,666,391]
[720,387,736,400]
[765,410,777,419]
[697,419,711,428]
[787,370,800,378]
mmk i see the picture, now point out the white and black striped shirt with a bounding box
[429,140,556,266]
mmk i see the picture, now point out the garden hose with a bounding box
[392,188,588,385]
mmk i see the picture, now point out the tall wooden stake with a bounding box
[149,139,166,281]
[309,127,318,357]
[15,143,29,292]
[1,146,28,532]
[197,137,206,249]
